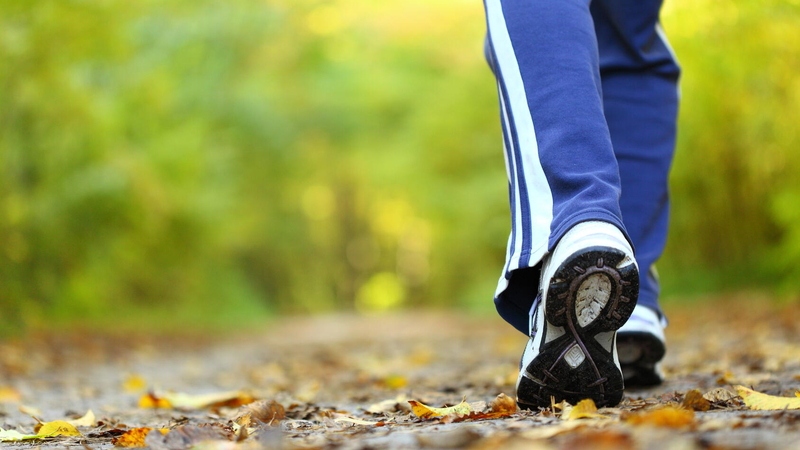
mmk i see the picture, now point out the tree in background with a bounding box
[0,0,798,332]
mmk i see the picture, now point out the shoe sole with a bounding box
[517,246,639,408]
[618,331,666,387]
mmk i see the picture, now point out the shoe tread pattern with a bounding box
[518,247,639,409]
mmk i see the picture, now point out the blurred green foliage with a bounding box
[1,0,799,332]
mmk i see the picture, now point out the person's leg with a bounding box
[483,0,639,408]
[484,0,630,334]
[592,0,680,386]
[593,0,680,318]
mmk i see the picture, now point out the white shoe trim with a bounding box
[619,304,666,342]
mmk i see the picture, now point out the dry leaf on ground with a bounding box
[490,393,517,415]
[703,388,738,404]
[735,385,800,410]
[112,427,168,448]
[409,399,471,419]
[139,390,255,410]
[244,400,285,424]
[67,409,96,427]
[681,389,711,411]
[0,429,39,442]
[624,406,695,428]
[35,421,81,437]
[566,399,607,420]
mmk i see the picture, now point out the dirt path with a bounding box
[2,295,800,449]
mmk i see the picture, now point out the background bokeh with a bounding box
[1,0,799,333]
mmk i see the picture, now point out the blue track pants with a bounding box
[483,0,681,334]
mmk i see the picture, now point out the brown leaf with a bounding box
[245,400,286,425]
[139,391,256,411]
[490,393,517,415]
[681,389,711,411]
[624,406,695,428]
[703,388,737,404]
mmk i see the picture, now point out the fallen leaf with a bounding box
[112,427,167,448]
[67,410,96,427]
[490,393,517,415]
[36,421,81,437]
[382,375,408,389]
[624,406,695,428]
[333,416,382,426]
[244,400,285,424]
[367,395,409,414]
[0,428,40,442]
[139,390,255,410]
[736,385,800,410]
[681,389,711,411]
[567,399,607,420]
[703,388,737,403]
[138,392,172,409]
[123,374,147,393]
[0,387,21,403]
[231,399,285,434]
[409,400,471,419]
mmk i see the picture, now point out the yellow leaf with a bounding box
[123,374,147,393]
[567,399,606,420]
[138,392,172,409]
[67,410,96,427]
[382,375,408,389]
[736,385,800,410]
[0,387,21,403]
[36,421,81,437]
[409,400,471,419]
[624,406,695,428]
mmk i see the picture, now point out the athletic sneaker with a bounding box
[516,221,639,409]
[617,304,667,387]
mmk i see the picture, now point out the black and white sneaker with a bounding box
[516,221,639,409]
[617,304,667,387]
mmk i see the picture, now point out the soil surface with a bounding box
[2,294,800,449]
